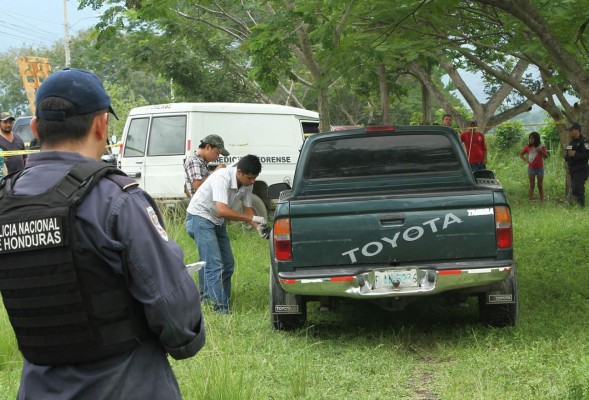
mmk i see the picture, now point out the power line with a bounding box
[10,9,68,28]
[0,22,63,42]
[0,28,56,48]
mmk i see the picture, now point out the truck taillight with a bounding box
[273,218,292,261]
[365,125,396,133]
[495,206,512,248]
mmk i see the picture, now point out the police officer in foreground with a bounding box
[0,68,205,399]
[564,122,589,206]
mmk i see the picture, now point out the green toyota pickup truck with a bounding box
[268,125,517,330]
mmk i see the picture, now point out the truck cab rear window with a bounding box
[304,134,460,180]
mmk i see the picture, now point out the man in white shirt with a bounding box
[186,154,266,313]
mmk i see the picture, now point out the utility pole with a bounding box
[63,0,71,67]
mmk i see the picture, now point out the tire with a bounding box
[478,269,519,327]
[250,194,268,221]
[230,194,268,228]
[269,268,307,330]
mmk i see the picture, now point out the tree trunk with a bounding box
[376,64,390,124]
[317,88,331,132]
[421,82,432,124]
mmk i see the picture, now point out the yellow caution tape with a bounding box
[1,144,119,157]
[0,149,40,156]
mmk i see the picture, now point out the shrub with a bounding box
[492,120,525,151]
[539,118,560,150]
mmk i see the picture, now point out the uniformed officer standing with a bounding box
[0,68,205,399]
[564,122,589,206]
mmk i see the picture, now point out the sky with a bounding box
[0,0,104,51]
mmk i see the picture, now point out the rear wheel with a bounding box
[478,270,518,327]
[270,268,307,330]
[231,194,268,228]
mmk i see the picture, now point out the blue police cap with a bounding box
[566,122,581,131]
[35,68,118,121]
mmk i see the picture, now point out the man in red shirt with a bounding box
[460,120,487,172]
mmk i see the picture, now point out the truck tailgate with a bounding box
[289,190,497,267]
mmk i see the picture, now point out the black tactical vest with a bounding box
[0,161,153,365]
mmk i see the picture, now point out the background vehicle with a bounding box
[118,103,319,218]
[13,116,34,148]
[268,125,517,330]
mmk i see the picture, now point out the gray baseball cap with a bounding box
[0,112,15,121]
[201,134,229,156]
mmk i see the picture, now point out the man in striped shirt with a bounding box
[183,134,229,197]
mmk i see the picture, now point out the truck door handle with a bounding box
[379,215,405,227]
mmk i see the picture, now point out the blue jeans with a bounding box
[185,213,195,239]
[186,213,235,313]
[185,214,206,299]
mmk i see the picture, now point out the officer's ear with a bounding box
[92,112,109,143]
[30,117,40,140]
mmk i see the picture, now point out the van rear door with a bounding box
[120,114,188,197]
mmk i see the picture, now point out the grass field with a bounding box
[2,145,589,399]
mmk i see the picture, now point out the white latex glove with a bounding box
[252,216,267,225]
[256,224,270,239]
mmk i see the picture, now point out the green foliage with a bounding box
[491,120,526,151]
[103,82,148,139]
[433,105,471,126]
[539,118,560,150]
[245,23,294,93]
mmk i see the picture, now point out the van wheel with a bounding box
[231,194,268,228]
[270,268,307,330]
[250,194,268,221]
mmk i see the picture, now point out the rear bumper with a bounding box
[277,260,513,298]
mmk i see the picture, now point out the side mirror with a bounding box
[268,182,291,200]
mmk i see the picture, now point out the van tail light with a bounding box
[495,206,512,248]
[273,218,292,261]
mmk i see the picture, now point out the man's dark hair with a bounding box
[198,142,214,150]
[529,131,541,147]
[443,113,452,119]
[237,154,262,175]
[36,97,106,147]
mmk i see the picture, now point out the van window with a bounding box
[13,117,34,143]
[302,121,320,135]
[123,118,149,157]
[147,116,186,156]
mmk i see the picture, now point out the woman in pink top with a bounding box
[519,131,548,201]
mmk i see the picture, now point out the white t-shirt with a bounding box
[187,166,253,225]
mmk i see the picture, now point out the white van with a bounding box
[118,103,320,217]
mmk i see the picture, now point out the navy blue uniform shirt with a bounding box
[11,151,205,400]
[566,134,589,173]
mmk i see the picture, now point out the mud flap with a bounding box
[483,270,516,305]
[273,293,302,315]
[270,268,306,330]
